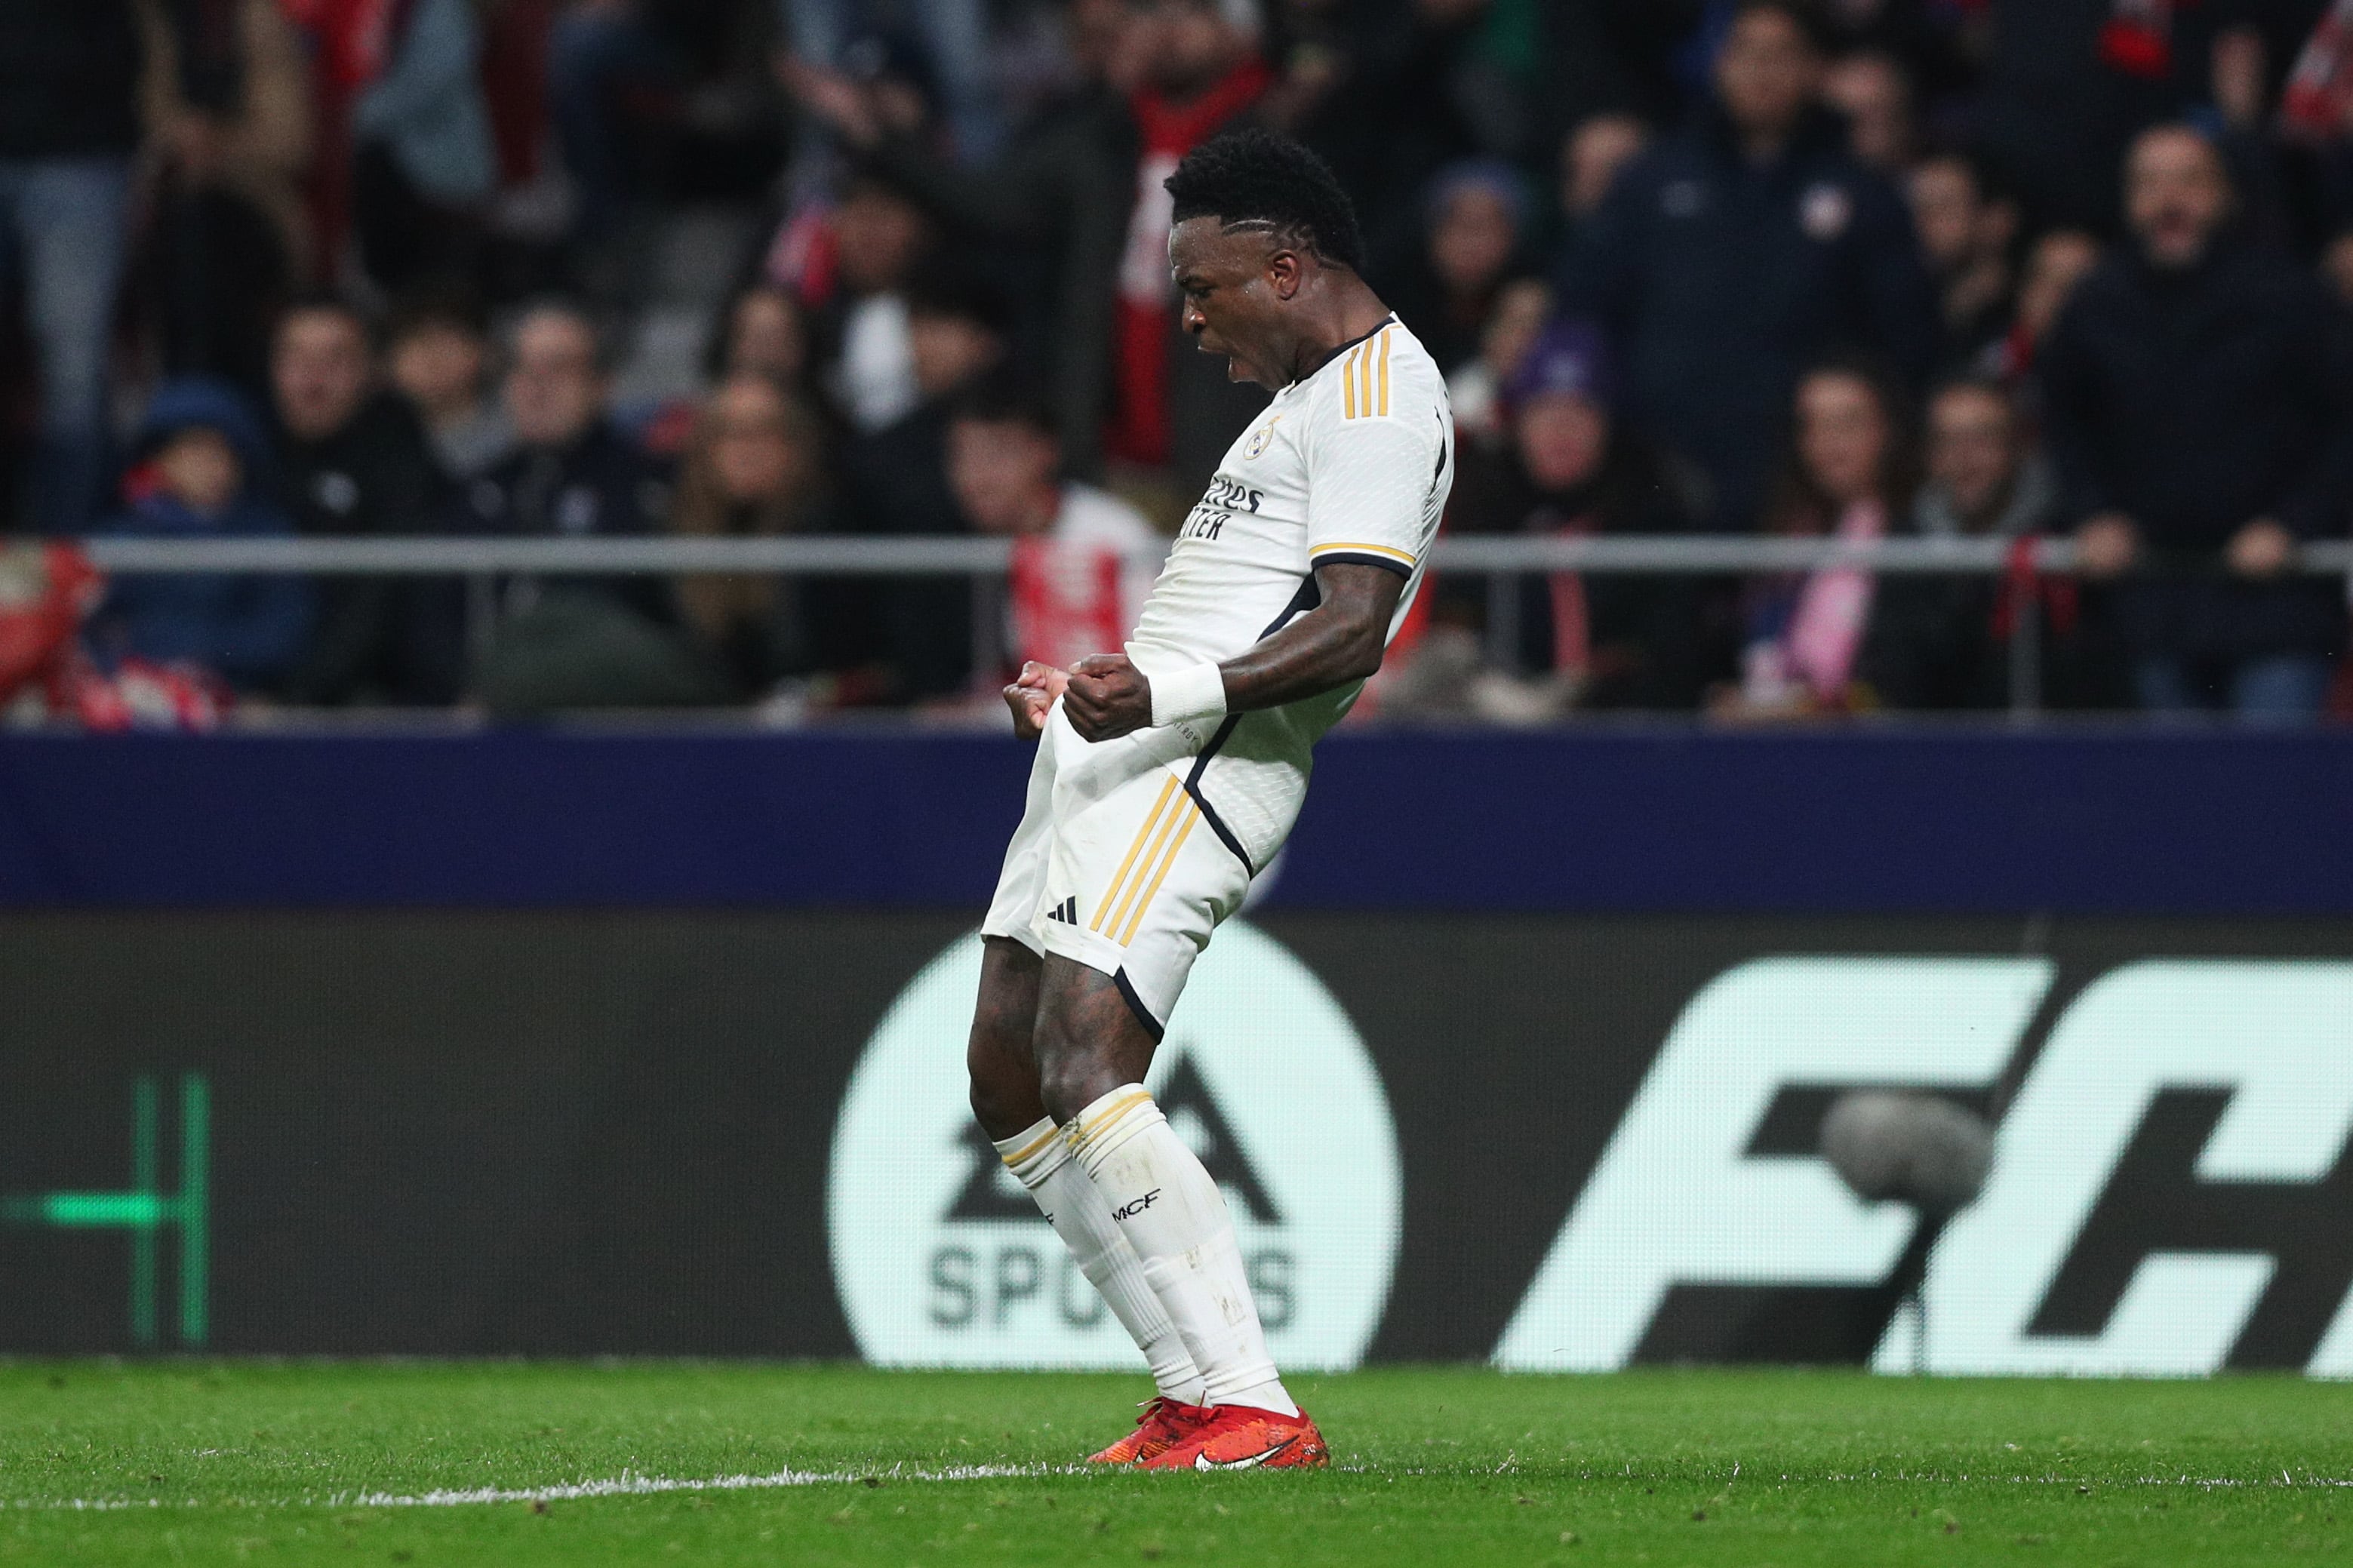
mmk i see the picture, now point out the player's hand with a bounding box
[1003,661,1068,742]
[1063,653,1152,742]
[2225,518,2296,579]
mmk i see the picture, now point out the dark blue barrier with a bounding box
[2,726,2350,912]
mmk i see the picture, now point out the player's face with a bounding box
[1169,217,1293,389]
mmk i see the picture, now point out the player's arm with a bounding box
[1060,562,1401,742]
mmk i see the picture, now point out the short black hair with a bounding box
[905,260,1010,331]
[1164,128,1367,273]
[386,281,489,346]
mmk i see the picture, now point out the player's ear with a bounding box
[1267,247,1304,300]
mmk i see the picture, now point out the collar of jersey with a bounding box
[1293,312,1399,389]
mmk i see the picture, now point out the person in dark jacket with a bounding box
[1444,321,1717,713]
[1555,0,1939,531]
[458,300,715,713]
[88,378,312,695]
[2,1,238,527]
[269,296,460,705]
[828,269,1007,703]
[2041,123,2353,721]
[789,0,1270,494]
[1855,376,2072,712]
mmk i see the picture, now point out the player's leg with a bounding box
[967,936,1207,1413]
[1036,956,1303,1427]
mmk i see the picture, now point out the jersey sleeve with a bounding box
[1304,338,1445,579]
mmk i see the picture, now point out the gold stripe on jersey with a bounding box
[1091,776,1180,933]
[1341,346,1359,420]
[1377,327,1393,416]
[1100,790,1190,939]
[1121,803,1203,946]
[1310,540,1419,567]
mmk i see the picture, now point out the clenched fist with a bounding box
[1063,653,1153,742]
[1003,661,1069,741]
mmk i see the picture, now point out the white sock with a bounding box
[1067,1087,1299,1417]
[995,1118,1207,1405]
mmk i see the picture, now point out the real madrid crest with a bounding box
[1244,416,1282,460]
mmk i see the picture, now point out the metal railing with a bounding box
[69,533,2353,718]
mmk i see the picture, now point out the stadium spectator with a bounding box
[2,2,240,527]
[1822,48,1917,172]
[387,291,514,480]
[1255,0,1493,253]
[1907,151,2022,370]
[829,269,1008,701]
[709,283,813,394]
[88,378,313,696]
[1851,376,2060,710]
[1912,377,2054,543]
[668,374,830,696]
[350,0,496,292]
[463,300,714,712]
[946,375,1161,678]
[1717,357,1915,719]
[1558,0,1939,531]
[2040,123,2353,721]
[793,0,1272,490]
[137,0,313,406]
[818,174,935,435]
[1446,321,1713,717]
[781,0,1001,166]
[1558,112,1650,233]
[1972,0,2217,232]
[269,296,457,704]
[783,2,1130,473]
[1382,161,1535,374]
[1447,278,1554,453]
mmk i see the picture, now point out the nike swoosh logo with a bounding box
[1192,1437,1296,1471]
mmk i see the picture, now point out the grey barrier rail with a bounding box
[72,534,2353,717]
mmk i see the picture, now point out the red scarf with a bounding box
[1104,61,1271,468]
[2099,0,2198,80]
[2281,0,2353,140]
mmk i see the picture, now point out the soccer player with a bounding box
[964,130,1453,1470]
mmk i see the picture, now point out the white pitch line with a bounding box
[343,1463,1055,1507]
[10,1465,2353,1514]
[4,1463,1068,1514]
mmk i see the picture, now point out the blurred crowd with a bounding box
[6,0,2353,721]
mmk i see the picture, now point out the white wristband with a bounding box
[1149,662,1228,730]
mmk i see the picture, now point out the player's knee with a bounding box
[1035,1044,1115,1125]
[966,1018,1045,1139]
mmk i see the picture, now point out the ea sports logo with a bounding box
[829,921,1401,1370]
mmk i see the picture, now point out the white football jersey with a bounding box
[1116,314,1453,868]
[1127,315,1453,728]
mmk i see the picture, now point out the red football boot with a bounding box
[1085,1397,1214,1465]
[1134,1403,1330,1471]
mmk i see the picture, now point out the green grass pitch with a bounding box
[4,1362,2349,1565]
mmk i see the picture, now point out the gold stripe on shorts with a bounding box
[1119,803,1203,947]
[1101,793,1191,942]
[1091,776,1180,933]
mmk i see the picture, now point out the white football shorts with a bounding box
[981,701,1274,1038]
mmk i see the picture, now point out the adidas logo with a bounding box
[1044,896,1079,925]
